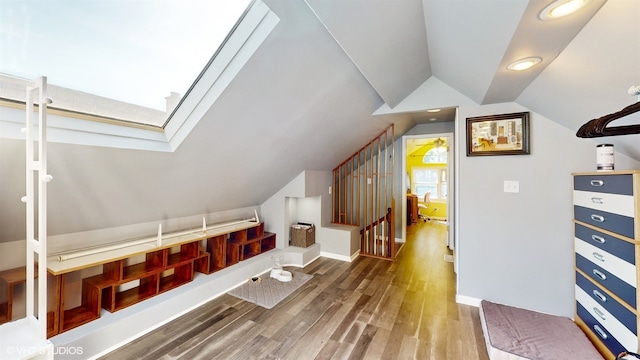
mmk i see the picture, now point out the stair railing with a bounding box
[332,125,395,259]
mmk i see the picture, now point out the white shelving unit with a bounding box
[0,75,53,360]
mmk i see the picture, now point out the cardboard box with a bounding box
[291,223,315,247]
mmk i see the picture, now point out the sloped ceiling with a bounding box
[1,0,639,242]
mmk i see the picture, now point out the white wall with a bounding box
[456,102,640,316]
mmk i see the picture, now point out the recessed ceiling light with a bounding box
[427,109,441,113]
[429,118,437,121]
[507,57,542,71]
[539,0,592,20]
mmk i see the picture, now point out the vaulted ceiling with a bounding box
[301,0,640,154]
[1,0,639,241]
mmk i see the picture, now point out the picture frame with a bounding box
[466,112,530,156]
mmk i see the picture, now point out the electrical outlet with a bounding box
[504,180,520,193]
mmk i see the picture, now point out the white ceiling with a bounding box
[1,0,639,241]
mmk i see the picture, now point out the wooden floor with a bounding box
[100,221,490,360]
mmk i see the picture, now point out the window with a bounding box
[412,167,447,200]
[0,0,251,126]
[0,0,279,152]
[422,147,448,163]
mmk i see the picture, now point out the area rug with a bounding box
[227,271,313,309]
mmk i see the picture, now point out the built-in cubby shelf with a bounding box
[228,223,277,261]
[41,221,275,337]
[0,265,59,338]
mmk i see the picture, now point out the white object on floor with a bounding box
[270,254,292,282]
[270,269,292,282]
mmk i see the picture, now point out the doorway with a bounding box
[401,132,455,262]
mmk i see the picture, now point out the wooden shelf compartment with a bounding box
[122,249,166,282]
[57,268,101,333]
[167,242,199,267]
[206,235,227,273]
[107,273,159,312]
[0,265,31,325]
[240,241,262,261]
[229,229,248,244]
[226,242,241,266]
[159,262,193,294]
[232,231,277,261]
[60,304,99,332]
[83,260,122,289]
[193,249,211,275]
[261,232,276,252]
[247,223,265,240]
[0,303,8,324]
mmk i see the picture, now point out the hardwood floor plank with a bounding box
[329,292,371,342]
[181,320,263,359]
[361,326,391,359]
[346,323,378,360]
[398,335,419,359]
[369,284,406,330]
[331,341,355,360]
[315,339,340,360]
[99,222,490,360]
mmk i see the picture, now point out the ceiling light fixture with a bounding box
[427,109,441,113]
[507,57,542,71]
[539,0,592,20]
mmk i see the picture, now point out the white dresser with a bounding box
[573,171,640,358]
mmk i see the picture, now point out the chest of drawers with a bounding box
[573,171,640,359]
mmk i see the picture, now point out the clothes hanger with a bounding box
[576,101,640,138]
[576,86,640,138]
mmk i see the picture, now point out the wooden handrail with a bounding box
[332,126,394,171]
[360,208,391,234]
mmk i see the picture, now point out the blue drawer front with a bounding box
[576,253,637,308]
[574,174,633,195]
[574,205,635,239]
[575,223,636,265]
[576,271,637,332]
[577,302,626,356]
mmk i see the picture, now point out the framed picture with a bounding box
[466,112,530,156]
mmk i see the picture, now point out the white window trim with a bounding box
[412,166,447,201]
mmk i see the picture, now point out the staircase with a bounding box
[332,125,396,260]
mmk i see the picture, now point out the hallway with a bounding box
[101,221,489,359]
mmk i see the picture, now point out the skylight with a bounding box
[0,0,251,126]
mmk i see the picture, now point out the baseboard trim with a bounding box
[320,251,355,262]
[456,294,482,307]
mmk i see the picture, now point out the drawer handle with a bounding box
[590,180,604,187]
[590,214,605,222]
[593,269,607,281]
[593,325,608,339]
[593,307,606,321]
[592,252,605,262]
[590,197,603,204]
[591,235,606,244]
[593,289,607,302]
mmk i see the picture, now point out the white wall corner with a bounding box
[372,76,477,115]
